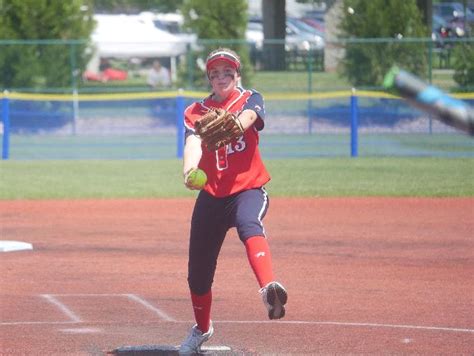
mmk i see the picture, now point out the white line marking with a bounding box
[7,295,474,335]
[0,321,78,326]
[216,320,474,333]
[47,293,126,297]
[1,319,472,334]
[40,294,82,323]
[201,345,232,351]
[125,294,175,322]
[60,327,102,334]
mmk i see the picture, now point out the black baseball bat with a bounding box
[383,66,474,135]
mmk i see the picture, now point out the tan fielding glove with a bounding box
[195,108,244,151]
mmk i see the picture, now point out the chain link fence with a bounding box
[1,38,472,93]
[1,38,473,159]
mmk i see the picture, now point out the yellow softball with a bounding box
[188,168,207,189]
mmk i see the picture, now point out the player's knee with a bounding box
[188,275,213,295]
[237,222,265,242]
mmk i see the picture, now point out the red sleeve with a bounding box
[184,103,205,138]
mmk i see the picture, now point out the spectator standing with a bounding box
[147,59,171,88]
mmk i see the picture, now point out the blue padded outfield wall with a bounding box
[1,90,473,160]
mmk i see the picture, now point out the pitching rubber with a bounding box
[109,344,232,355]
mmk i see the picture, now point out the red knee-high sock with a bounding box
[190,289,212,333]
[245,235,275,288]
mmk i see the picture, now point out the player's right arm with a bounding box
[183,104,204,178]
[183,134,202,179]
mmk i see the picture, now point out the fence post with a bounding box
[428,39,433,134]
[72,88,79,136]
[307,49,313,135]
[176,89,185,158]
[186,44,194,89]
[2,91,10,160]
[350,88,358,158]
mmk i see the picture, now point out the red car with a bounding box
[83,67,128,82]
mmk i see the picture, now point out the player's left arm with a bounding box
[237,109,259,131]
[240,90,265,131]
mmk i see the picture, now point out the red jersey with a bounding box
[184,87,270,197]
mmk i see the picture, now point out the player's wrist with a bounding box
[183,167,196,180]
[183,167,207,191]
[235,116,244,133]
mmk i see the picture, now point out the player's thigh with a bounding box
[189,191,228,280]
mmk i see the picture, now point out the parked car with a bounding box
[300,17,325,33]
[432,14,465,39]
[433,2,474,22]
[246,17,325,54]
[246,17,324,69]
[304,9,326,22]
[287,17,325,42]
[83,67,128,82]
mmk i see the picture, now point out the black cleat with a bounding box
[260,282,288,320]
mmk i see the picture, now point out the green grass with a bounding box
[9,133,472,160]
[266,158,473,197]
[1,158,472,200]
[254,71,352,92]
[78,70,353,93]
[78,68,461,93]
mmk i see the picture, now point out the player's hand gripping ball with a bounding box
[184,168,207,190]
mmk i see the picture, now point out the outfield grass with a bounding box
[8,133,473,160]
[79,69,460,94]
[1,158,472,200]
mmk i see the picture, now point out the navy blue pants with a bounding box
[187,187,269,295]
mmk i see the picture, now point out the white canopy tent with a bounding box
[92,14,187,58]
[87,15,188,79]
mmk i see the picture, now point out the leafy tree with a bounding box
[93,0,183,14]
[0,0,95,90]
[416,0,432,35]
[339,0,428,88]
[180,0,252,89]
[452,43,474,91]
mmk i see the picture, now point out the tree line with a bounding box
[0,0,471,91]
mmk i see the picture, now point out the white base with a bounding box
[0,241,33,252]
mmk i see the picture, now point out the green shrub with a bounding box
[452,42,474,91]
[339,0,428,88]
[179,0,252,89]
[0,0,95,90]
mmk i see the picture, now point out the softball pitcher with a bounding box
[179,48,288,354]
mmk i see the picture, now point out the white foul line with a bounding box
[40,294,82,323]
[0,321,78,326]
[1,318,472,334]
[5,294,472,334]
[314,321,474,333]
[125,294,175,322]
[216,320,474,333]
